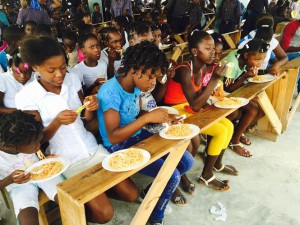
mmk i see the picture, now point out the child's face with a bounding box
[107,32,122,50]
[16,138,42,154]
[152,29,162,47]
[25,25,36,36]
[144,13,152,22]
[133,68,162,92]
[192,36,215,65]
[33,55,67,87]
[83,15,91,24]
[11,63,32,85]
[139,31,153,42]
[214,43,223,64]
[91,27,98,36]
[82,37,101,61]
[244,52,267,68]
[63,38,76,53]
[129,32,140,46]
[51,26,58,38]
[112,20,121,32]
[94,5,100,12]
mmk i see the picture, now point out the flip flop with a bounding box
[198,175,230,191]
[240,133,251,145]
[171,194,187,206]
[229,142,252,157]
[213,165,239,176]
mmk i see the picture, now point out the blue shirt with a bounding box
[97,76,141,147]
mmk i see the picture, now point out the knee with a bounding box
[168,169,181,189]
[182,151,194,172]
[87,202,114,224]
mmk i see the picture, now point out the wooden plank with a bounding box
[38,205,49,225]
[257,91,282,135]
[222,33,236,49]
[287,93,300,127]
[281,68,299,131]
[202,16,215,31]
[282,56,300,69]
[131,140,190,225]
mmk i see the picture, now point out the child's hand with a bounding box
[245,66,258,77]
[84,95,99,111]
[56,110,78,125]
[267,65,280,77]
[9,170,31,184]
[108,48,117,62]
[144,109,170,124]
[166,60,177,79]
[213,61,227,78]
[94,78,107,85]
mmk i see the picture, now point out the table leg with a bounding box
[130,140,190,225]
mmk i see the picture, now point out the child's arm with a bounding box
[104,108,169,145]
[107,49,116,79]
[267,44,288,76]
[0,170,31,189]
[0,92,16,114]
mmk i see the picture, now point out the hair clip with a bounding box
[245,44,249,49]
[6,54,12,60]
[23,63,29,69]
[218,38,222,42]
[190,29,199,36]
[16,67,21,74]
[261,24,269,28]
[17,53,21,58]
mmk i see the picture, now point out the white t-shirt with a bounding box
[100,48,122,73]
[237,30,279,69]
[15,73,109,164]
[0,151,39,191]
[0,70,34,108]
[74,60,107,89]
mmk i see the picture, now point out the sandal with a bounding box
[171,194,187,206]
[181,183,196,196]
[240,133,251,145]
[229,142,252,157]
[198,175,230,191]
[213,165,239,176]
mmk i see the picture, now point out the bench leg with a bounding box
[130,140,190,225]
[38,204,49,225]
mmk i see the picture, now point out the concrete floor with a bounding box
[1,99,300,225]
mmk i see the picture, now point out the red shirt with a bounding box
[280,20,300,52]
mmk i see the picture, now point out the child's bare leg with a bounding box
[231,102,257,157]
[190,135,200,157]
[112,178,139,202]
[85,193,114,224]
[18,207,39,225]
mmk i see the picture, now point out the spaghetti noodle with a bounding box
[108,148,145,170]
[30,161,63,181]
[252,76,268,82]
[166,124,193,137]
[217,97,243,107]
[213,82,226,100]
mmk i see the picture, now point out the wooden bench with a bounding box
[57,137,190,225]
[222,30,242,49]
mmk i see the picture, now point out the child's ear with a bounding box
[32,65,38,72]
[244,52,250,60]
[191,48,197,57]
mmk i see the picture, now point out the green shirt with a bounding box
[221,50,246,80]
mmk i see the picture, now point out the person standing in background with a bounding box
[165,0,189,34]
[242,0,268,37]
[218,0,241,34]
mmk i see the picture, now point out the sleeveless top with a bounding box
[164,61,214,105]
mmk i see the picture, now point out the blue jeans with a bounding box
[106,129,194,222]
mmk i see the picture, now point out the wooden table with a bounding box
[57,136,190,225]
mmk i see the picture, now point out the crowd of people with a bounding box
[0,0,299,225]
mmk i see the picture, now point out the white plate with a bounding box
[25,157,69,183]
[102,148,151,172]
[149,106,179,115]
[248,74,275,83]
[159,124,200,140]
[214,97,249,109]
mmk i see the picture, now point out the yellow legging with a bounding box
[172,103,234,156]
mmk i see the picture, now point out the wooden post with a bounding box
[131,140,190,225]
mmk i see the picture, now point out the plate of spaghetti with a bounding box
[214,97,249,109]
[102,148,150,172]
[149,106,179,115]
[248,74,275,83]
[25,158,69,183]
[159,124,200,140]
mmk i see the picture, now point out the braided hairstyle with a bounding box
[0,111,43,147]
[237,38,270,60]
[121,41,168,76]
[188,30,211,52]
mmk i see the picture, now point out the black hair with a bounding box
[8,48,23,68]
[79,11,90,20]
[277,5,288,17]
[113,15,130,31]
[237,38,270,58]
[101,27,119,42]
[78,33,98,48]
[24,20,37,28]
[128,22,151,37]
[3,26,24,44]
[122,41,168,75]
[20,35,66,66]
[0,110,43,147]
[211,32,224,46]
[36,24,51,36]
[151,24,161,32]
[93,2,99,7]
[188,30,211,52]
[62,30,78,43]
[254,13,274,43]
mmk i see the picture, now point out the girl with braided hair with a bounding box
[0,110,63,225]
[0,48,34,115]
[97,41,194,225]
[15,35,139,224]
